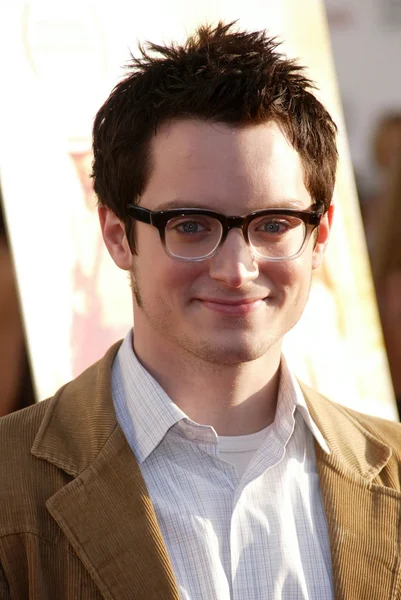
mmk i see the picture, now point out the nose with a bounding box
[208,229,259,288]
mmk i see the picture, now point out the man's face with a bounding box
[103,119,332,365]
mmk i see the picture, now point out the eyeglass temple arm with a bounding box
[127,204,153,224]
[308,203,326,224]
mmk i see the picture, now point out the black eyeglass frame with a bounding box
[126,203,325,262]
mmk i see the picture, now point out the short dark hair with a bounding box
[92,22,338,224]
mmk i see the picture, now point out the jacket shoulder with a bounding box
[0,398,72,539]
[301,381,401,443]
[0,399,51,478]
[0,343,120,541]
[339,404,401,452]
[0,398,49,450]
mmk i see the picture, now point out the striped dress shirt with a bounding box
[111,331,334,599]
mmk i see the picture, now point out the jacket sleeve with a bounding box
[0,561,11,600]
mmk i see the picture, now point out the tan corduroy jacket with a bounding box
[1,342,401,599]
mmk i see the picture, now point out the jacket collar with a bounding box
[298,381,392,481]
[31,342,123,477]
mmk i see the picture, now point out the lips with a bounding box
[197,296,267,315]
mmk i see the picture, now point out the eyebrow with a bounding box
[153,199,205,211]
[152,198,310,212]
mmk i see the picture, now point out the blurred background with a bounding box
[326,0,401,414]
[0,0,400,418]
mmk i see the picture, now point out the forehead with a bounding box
[143,119,310,211]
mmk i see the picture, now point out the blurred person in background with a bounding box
[371,148,401,415]
[374,113,401,178]
[2,22,401,600]
[362,112,401,253]
[0,197,35,416]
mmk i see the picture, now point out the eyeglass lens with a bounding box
[164,214,307,260]
[165,215,223,259]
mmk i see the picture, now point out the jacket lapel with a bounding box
[32,342,180,600]
[46,426,179,600]
[301,383,401,600]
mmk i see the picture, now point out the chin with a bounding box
[186,335,278,366]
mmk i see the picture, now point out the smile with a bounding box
[197,297,267,316]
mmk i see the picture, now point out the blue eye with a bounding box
[182,222,203,233]
[258,220,287,234]
[263,222,281,233]
[175,220,208,234]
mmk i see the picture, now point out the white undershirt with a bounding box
[219,425,272,478]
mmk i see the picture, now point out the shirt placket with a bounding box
[229,417,294,599]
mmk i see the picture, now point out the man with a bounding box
[1,22,401,600]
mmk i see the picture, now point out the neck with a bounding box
[132,324,281,436]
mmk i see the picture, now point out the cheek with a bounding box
[288,261,313,304]
[134,251,204,302]
[260,261,297,287]
[262,257,312,298]
[135,226,205,291]
[159,266,202,301]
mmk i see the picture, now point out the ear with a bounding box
[312,204,334,270]
[98,206,132,270]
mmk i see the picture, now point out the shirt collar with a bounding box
[114,331,187,464]
[279,355,331,455]
[114,330,330,463]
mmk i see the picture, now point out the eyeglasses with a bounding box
[126,204,324,262]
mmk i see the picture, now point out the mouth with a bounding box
[196,297,268,316]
